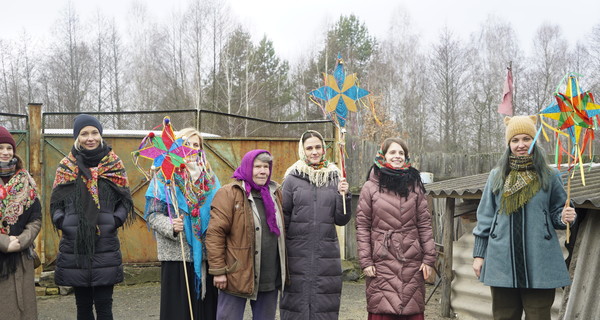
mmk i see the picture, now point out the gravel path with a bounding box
[37,281,450,319]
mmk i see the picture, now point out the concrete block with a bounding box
[59,286,73,295]
[35,286,46,296]
[46,287,60,295]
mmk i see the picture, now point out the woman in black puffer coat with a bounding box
[51,115,133,320]
[279,130,352,320]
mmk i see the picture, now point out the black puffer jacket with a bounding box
[279,172,352,320]
[52,194,128,287]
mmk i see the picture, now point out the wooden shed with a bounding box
[425,167,600,319]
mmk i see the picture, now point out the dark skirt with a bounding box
[160,261,218,320]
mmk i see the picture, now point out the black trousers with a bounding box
[74,285,114,320]
[160,261,218,320]
[491,287,555,320]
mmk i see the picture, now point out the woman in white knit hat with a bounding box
[472,115,576,320]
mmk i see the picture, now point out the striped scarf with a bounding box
[501,155,540,215]
[0,158,17,177]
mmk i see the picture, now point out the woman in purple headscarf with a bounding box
[205,149,288,320]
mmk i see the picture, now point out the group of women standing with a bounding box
[1,113,576,320]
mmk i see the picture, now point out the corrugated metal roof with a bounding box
[425,168,600,209]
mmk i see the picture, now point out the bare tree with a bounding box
[45,2,94,114]
[520,24,568,115]
[429,27,469,152]
[0,38,28,116]
[91,11,110,112]
[367,8,429,151]
[185,0,209,111]
[569,41,591,74]
[19,31,37,105]
[588,24,600,93]
[465,15,521,152]
[104,17,127,128]
[125,1,170,127]
[162,9,192,109]
[206,0,232,111]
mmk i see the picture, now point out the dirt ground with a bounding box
[37,281,454,319]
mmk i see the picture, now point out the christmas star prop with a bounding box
[309,54,370,127]
[535,74,598,173]
[136,117,198,182]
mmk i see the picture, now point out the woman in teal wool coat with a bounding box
[472,115,577,320]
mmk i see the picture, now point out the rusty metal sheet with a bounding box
[41,135,158,265]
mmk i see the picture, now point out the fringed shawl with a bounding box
[284,130,341,187]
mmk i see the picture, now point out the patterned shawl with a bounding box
[50,148,132,261]
[0,169,41,278]
[0,169,38,234]
[284,131,341,187]
[144,150,220,299]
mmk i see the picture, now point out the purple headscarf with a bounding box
[232,149,280,236]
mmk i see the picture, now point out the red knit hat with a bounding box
[0,126,16,150]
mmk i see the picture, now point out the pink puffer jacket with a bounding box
[356,170,436,315]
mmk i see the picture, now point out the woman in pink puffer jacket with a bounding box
[356,138,436,320]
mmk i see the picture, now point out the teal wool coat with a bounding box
[473,168,571,289]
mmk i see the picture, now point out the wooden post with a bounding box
[195,106,201,132]
[28,103,43,276]
[441,197,455,317]
[333,127,345,260]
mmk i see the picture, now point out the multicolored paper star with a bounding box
[309,55,370,127]
[539,75,599,149]
[137,117,198,182]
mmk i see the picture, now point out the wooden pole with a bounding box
[441,197,455,318]
[565,139,572,243]
[28,103,43,277]
[168,185,194,320]
[337,127,347,215]
[565,174,571,243]
[334,126,346,260]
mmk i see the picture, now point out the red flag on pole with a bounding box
[498,67,513,116]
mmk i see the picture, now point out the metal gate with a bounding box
[40,134,311,266]
[25,105,335,268]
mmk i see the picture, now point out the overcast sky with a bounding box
[1,0,599,62]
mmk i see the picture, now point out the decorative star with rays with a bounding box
[539,74,599,146]
[309,55,370,127]
[137,117,198,182]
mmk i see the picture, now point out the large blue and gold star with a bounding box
[309,56,370,127]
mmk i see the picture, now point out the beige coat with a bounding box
[0,218,42,320]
